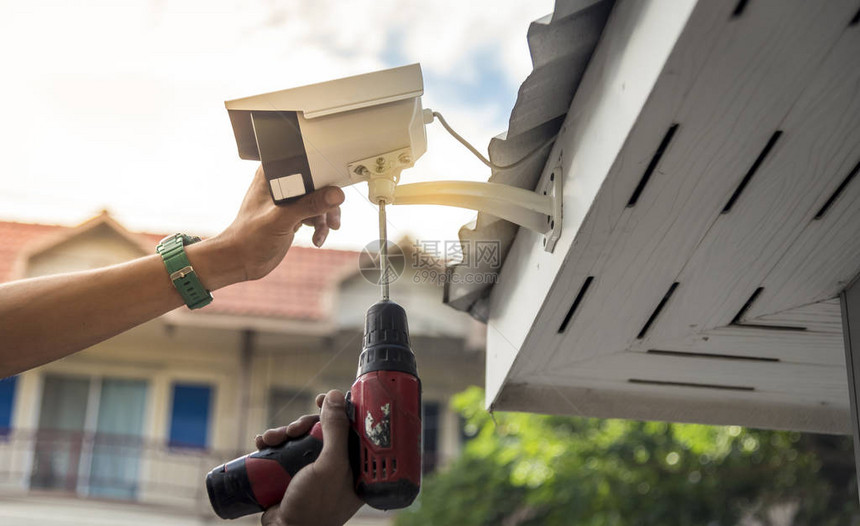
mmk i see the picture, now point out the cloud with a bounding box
[258,0,552,84]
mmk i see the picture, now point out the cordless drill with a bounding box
[205,204,421,519]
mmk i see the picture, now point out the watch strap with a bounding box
[157,234,213,310]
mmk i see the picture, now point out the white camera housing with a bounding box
[226,64,427,203]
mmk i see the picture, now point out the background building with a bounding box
[0,213,485,525]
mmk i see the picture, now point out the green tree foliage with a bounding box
[397,387,857,526]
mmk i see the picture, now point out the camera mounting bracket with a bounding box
[391,162,562,253]
[349,147,563,253]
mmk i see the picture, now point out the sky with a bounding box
[0,0,554,250]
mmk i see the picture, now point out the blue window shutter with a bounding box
[0,376,17,436]
[168,384,212,449]
[422,402,440,474]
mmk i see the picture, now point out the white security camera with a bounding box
[226,64,428,204]
[226,63,562,252]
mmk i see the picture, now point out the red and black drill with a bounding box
[205,299,421,518]
[206,205,421,519]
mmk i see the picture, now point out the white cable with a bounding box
[429,110,557,171]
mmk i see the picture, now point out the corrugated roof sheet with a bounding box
[444,0,615,321]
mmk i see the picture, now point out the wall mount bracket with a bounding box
[350,149,563,252]
[390,164,562,252]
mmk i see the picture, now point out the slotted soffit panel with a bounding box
[486,0,860,434]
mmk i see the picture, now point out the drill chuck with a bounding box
[358,300,417,377]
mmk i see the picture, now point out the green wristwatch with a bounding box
[156,233,213,310]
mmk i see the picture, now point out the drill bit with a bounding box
[378,201,389,301]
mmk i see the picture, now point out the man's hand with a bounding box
[259,390,363,526]
[204,165,345,287]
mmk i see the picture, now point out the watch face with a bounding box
[158,234,200,247]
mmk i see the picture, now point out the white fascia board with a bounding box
[485,0,699,409]
[493,381,850,434]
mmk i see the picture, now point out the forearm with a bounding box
[0,236,243,377]
[0,165,343,378]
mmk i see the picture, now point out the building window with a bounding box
[31,375,148,499]
[423,401,440,474]
[168,383,212,449]
[268,388,314,430]
[0,376,17,437]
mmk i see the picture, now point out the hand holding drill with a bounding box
[258,390,363,526]
[206,301,422,521]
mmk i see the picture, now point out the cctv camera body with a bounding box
[226,64,427,203]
